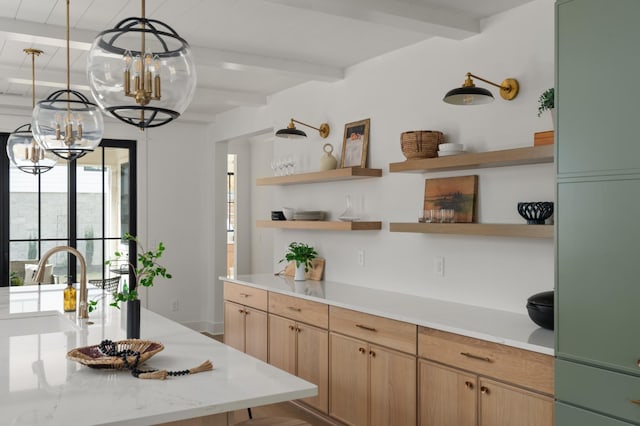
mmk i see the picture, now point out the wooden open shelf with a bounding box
[257,220,382,231]
[388,145,554,173]
[256,167,382,186]
[389,222,553,238]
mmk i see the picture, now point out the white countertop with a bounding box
[224,274,554,355]
[0,284,316,426]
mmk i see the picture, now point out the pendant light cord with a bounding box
[140,0,146,127]
[30,51,35,109]
[66,0,71,107]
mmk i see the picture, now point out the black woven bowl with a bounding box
[517,202,554,224]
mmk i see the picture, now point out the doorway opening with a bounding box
[226,154,236,277]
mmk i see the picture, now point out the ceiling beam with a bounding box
[262,0,480,40]
[0,17,343,82]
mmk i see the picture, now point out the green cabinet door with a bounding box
[557,179,640,373]
[557,0,640,175]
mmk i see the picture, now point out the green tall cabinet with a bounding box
[556,0,640,424]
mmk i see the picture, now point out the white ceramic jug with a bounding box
[319,143,338,171]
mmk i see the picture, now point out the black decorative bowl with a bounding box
[526,290,554,330]
[271,211,286,221]
[517,201,554,224]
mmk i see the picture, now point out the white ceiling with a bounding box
[0,0,535,124]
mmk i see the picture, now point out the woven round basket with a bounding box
[67,339,164,369]
[400,130,444,159]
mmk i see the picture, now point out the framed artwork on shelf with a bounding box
[423,175,478,223]
[340,118,370,168]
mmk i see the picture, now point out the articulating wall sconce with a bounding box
[275,119,330,139]
[443,72,519,105]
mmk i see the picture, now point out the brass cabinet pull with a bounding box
[358,347,366,354]
[238,309,244,313]
[296,326,302,333]
[289,325,295,330]
[460,352,493,363]
[631,400,640,406]
[369,350,376,357]
[637,359,640,368]
[464,381,474,390]
[480,386,489,395]
[239,293,250,298]
[356,324,377,332]
[287,306,302,312]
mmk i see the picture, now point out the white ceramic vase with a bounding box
[294,263,306,281]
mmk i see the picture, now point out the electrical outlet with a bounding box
[433,257,444,277]
[171,299,179,311]
[357,250,365,267]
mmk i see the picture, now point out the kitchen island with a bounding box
[0,284,316,426]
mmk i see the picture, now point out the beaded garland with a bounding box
[98,339,195,378]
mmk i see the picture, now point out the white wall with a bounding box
[212,0,556,315]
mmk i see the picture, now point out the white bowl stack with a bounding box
[438,143,465,157]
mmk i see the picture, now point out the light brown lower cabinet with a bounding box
[223,301,268,362]
[268,314,328,413]
[419,359,553,426]
[330,332,416,426]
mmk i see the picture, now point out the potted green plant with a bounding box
[280,242,318,281]
[9,271,23,286]
[103,233,172,338]
[537,88,555,127]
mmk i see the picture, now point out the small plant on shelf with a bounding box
[537,88,554,117]
[279,242,318,272]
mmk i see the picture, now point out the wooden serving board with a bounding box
[282,258,325,281]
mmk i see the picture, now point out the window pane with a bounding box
[9,167,38,240]
[9,241,38,286]
[40,240,74,283]
[77,149,105,239]
[105,148,129,239]
[76,239,104,282]
[41,165,68,240]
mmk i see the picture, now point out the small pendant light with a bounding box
[6,48,57,174]
[32,0,104,161]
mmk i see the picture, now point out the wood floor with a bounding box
[204,333,339,426]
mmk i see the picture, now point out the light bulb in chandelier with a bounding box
[87,0,196,129]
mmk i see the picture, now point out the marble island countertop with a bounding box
[224,274,554,355]
[0,284,316,426]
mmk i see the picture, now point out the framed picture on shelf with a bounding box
[340,118,370,168]
[424,175,478,223]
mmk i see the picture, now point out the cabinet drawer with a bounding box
[418,327,553,395]
[330,306,416,355]
[556,359,640,424]
[269,292,328,329]
[556,402,634,426]
[223,282,268,311]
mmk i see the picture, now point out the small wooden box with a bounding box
[534,131,554,146]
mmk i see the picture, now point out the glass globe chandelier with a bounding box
[87,0,197,129]
[32,0,103,161]
[6,48,57,175]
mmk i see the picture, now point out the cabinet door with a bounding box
[369,344,416,426]
[244,306,268,362]
[268,314,296,374]
[479,378,553,426]
[557,180,640,373]
[223,301,245,352]
[557,0,640,174]
[296,323,328,413]
[329,333,368,426]
[419,360,476,426]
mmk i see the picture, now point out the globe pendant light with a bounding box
[6,48,57,175]
[32,0,104,162]
[87,0,197,129]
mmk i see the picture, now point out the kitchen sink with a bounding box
[0,311,79,337]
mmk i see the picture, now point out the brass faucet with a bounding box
[35,246,88,319]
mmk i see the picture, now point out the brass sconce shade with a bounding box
[87,0,196,129]
[275,119,330,139]
[32,0,103,161]
[443,73,519,105]
[6,48,57,175]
